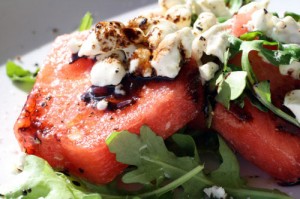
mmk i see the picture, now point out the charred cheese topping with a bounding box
[70,0,240,89]
[68,0,300,102]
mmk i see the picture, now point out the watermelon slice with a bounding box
[213,46,300,183]
[14,33,203,184]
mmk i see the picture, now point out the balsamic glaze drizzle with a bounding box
[81,74,173,111]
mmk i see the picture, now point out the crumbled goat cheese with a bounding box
[193,21,231,63]
[151,34,181,78]
[199,62,219,84]
[74,0,239,86]
[193,12,217,34]
[238,0,269,14]
[247,9,300,44]
[179,28,194,58]
[127,16,152,32]
[68,38,83,54]
[124,27,146,44]
[147,18,179,49]
[192,35,205,65]
[96,99,108,110]
[129,59,139,73]
[78,31,101,57]
[203,186,227,199]
[90,58,126,86]
[79,21,131,57]
[129,48,153,77]
[195,0,231,18]
[279,61,300,80]
[123,45,137,60]
[165,4,192,29]
[151,27,194,78]
[284,90,300,123]
[202,22,231,62]
[96,50,127,63]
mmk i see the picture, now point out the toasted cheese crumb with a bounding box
[90,58,126,86]
[203,186,227,199]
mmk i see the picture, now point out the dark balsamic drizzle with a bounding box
[70,53,80,63]
[81,74,173,111]
[70,53,90,64]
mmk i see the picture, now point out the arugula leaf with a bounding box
[229,35,300,68]
[239,31,264,41]
[225,71,247,100]
[1,128,291,199]
[245,90,268,112]
[210,136,245,187]
[226,35,300,126]
[284,11,300,22]
[218,16,230,23]
[190,13,198,26]
[171,133,200,163]
[6,61,39,84]
[138,165,203,198]
[78,12,93,31]
[0,155,101,199]
[107,126,292,199]
[215,78,231,109]
[107,126,209,188]
[272,12,279,17]
[253,81,300,128]
[215,71,247,109]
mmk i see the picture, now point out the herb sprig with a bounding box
[6,61,39,84]
[215,31,300,128]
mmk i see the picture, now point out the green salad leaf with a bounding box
[284,11,300,21]
[215,71,247,109]
[6,12,94,92]
[190,13,198,26]
[0,127,292,199]
[215,74,231,109]
[6,61,39,84]
[224,33,300,127]
[107,126,208,193]
[107,126,292,199]
[0,155,101,199]
[78,12,93,31]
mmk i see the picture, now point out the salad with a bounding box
[1,0,300,198]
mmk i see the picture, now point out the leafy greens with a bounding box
[6,61,39,84]
[6,12,94,92]
[78,12,93,31]
[0,155,101,199]
[0,127,291,199]
[107,126,291,199]
[215,32,300,128]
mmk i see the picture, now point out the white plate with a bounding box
[0,0,299,198]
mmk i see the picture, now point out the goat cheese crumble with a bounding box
[68,0,300,108]
[203,186,227,199]
[247,9,300,44]
[90,58,126,86]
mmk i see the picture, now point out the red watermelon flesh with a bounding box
[14,33,203,184]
